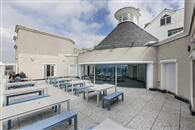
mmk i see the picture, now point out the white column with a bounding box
[115,65,117,92]
[160,63,164,90]
[0,74,6,130]
[0,65,5,107]
[93,65,95,84]
[146,63,153,89]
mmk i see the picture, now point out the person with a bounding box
[15,74,21,82]
[19,71,27,78]
[9,72,16,82]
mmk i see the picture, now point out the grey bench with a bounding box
[102,91,124,110]
[8,95,48,106]
[59,82,69,91]
[20,111,77,130]
[7,82,35,90]
[74,86,88,96]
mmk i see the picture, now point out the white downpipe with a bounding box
[115,65,117,92]
[93,65,95,84]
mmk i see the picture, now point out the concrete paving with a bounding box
[5,81,195,130]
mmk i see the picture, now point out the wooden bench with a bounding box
[20,111,77,130]
[102,91,124,110]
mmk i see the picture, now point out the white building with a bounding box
[145,8,184,41]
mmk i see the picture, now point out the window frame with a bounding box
[160,14,171,26]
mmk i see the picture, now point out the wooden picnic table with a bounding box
[0,95,70,129]
[86,84,115,106]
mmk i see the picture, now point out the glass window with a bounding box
[160,18,165,26]
[4,65,15,76]
[123,14,128,21]
[44,64,55,78]
[168,27,183,37]
[160,15,171,26]
[166,16,171,24]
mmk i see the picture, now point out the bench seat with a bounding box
[20,111,77,130]
[103,91,124,110]
[8,95,48,106]
[74,86,88,95]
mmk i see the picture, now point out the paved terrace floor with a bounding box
[7,81,195,130]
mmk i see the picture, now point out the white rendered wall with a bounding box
[145,9,184,41]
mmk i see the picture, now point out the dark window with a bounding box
[161,18,165,25]
[166,16,171,24]
[168,27,184,37]
[160,14,171,26]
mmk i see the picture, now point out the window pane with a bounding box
[166,16,171,24]
[123,14,128,21]
[168,31,172,36]
[95,65,115,85]
[161,18,165,25]
[51,65,54,76]
[4,66,14,76]
[47,65,50,77]
[117,64,146,88]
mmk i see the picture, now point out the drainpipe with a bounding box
[115,65,117,92]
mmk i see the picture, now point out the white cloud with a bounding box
[1,1,107,63]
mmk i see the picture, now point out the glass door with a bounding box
[44,64,55,78]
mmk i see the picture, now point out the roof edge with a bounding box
[144,8,184,29]
[15,25,75,45]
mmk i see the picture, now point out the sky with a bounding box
[0,0,184,63]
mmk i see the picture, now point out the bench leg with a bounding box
[108,101,111,111]
[6,97,9,106]
[38,91,41,95]
[102,99,104,108]
[122,93,124,101]
[83,92,86,100]
[54,105,58,112]
[58,104,61,114]
[74,115,78,130]
[69,119,72,125]
[7,120,11,129]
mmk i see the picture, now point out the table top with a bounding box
[89,84,115,91]
[4,86,48,96]
[56,78,72,82]
[0,95,70,121]
[69,80,91,84]
[93,119,129,130]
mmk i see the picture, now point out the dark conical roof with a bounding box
[95,21,158,50]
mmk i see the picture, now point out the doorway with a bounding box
[162,62,176,94]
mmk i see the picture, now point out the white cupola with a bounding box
[114,7,141,25]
